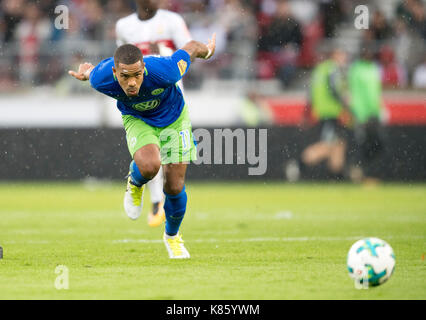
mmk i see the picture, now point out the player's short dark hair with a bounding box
[114,44,143,66]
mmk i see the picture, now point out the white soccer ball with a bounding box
[347,237,396,287]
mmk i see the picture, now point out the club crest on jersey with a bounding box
[151,88,164,95]
[177,60,187,76]
[133,99,160,111]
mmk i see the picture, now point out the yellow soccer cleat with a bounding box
[163,233,190,259]
[148,201,166,227]
[123,175,145,220]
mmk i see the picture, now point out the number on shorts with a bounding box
[179,129,190,151]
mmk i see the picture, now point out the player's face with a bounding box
[333,50,347,67]
[113,61,145,97]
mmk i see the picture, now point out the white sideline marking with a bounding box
[3,235,423,245]
[274,211,293,220]
[112,236,355,244]
[111,235,425,244]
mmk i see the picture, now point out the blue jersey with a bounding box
[89,49,191,127]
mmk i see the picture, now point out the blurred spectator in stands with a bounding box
[370,10,394,41]
[184,0,227,86]
[258,0,277,16]
[0,0,24,86]
[255,0,276,31]
[286,48,350,181]
[396,0,426,39]
[104,0,133,40]
[80,0,104,40]
[63,11,84,40]
[257,0,303,87]
[379,45,407,89]
[412,0,426,40]
[394,0,425,81]
[318,0,345,38]
[258,0,303,55]
[159,0,184,12]
[289,0,319,25]
[1,0,24,43]
[186,0,226,56]
[217,0,257,79]
[394,5,425,82]
[412,56,426,89]
[348,45,385,184]
[393,15,412,77]
[0,0,422,90]
[15,2,52,85]
[359,9,394,56]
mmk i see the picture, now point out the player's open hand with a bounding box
[204,33,216,59]
[68,62,95,81]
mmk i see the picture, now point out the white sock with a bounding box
[148,167,164,204]
[164,232,178,239]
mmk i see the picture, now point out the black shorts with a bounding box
[354,118,384,161]
[319,119,347,143]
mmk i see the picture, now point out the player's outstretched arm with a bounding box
[181,33,216,62]
[68,62,95,81]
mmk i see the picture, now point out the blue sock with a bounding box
[129,160,150,187]
[164,186,187,236]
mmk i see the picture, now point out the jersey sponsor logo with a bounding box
[134,40,176,55]
[177,59,187,76]
[132,99,161,111]
[151,88,164,95]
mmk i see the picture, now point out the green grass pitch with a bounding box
[0,182,425,299]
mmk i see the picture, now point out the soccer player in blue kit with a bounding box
[68,34,216,259]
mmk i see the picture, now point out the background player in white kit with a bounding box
[115,0,192,227]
